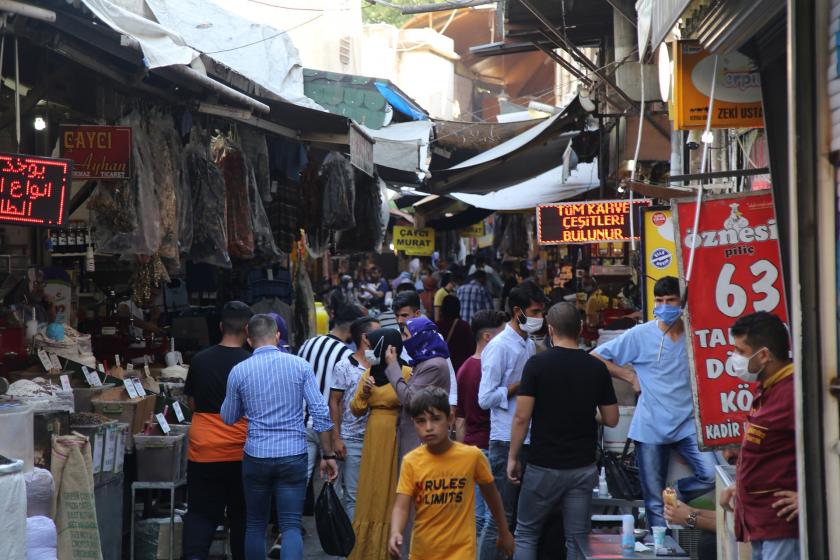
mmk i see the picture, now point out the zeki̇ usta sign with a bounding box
[673,191,788,449]
[536,199,651,245]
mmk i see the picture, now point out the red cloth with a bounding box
[735,364,798,543]
[456,356,490,449]
[436,317,475,372]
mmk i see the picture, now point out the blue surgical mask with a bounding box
[653,304,682,326]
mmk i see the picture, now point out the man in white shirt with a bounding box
[477,281,546,560]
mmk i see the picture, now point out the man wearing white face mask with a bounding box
[477,281,546,560]
[720,311,799,560]
[593,276,716,530]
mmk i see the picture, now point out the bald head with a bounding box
[546,302,581,340]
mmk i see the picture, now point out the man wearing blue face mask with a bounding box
[592,276,717,530]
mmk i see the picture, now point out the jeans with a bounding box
[751,539,800,560]
[337,439,364,521]
[479,440,529,560]
[241,453,307,560]
[513,463,598,560]
[475,448,490,538]
[183,461,245,560]
[635,437,717,529]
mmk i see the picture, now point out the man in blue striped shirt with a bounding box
[222,314,338,560]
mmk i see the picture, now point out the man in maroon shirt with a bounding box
[455,309,508,537]
[720,312,799,560]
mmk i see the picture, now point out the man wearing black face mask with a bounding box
[592,276,717,531]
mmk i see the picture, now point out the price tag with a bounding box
[155,412,171,434]
[132,378,147,397]
[123,378,139,399]
[126,363,134,371]
[102,425,117,472]
[114,430,126,472]
[82,366,101,387]
[92,432,103,474]
[114,354,121,368]
[59,374,71,392]
[49,353,62,370]
[37,349,52,371]
[97,363,106,374]
[172,401,185,423]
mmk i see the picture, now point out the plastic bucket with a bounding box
[603,406,635,452]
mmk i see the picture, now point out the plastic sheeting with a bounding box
[360,121,432,174]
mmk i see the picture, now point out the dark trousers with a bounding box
[183,460,246,560]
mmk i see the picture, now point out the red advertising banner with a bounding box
[0,153,72,227]
[59,125,132,180]
[674,191,788,449]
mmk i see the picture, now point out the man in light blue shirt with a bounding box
[222,314,338,560]
[593,276,716,530]
[477,281,545,560]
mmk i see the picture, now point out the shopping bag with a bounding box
[314,482,355,556]
[599,440,643,500]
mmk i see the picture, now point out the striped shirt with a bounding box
[377,310,399,331]
[221,345,333,458]
[297,334,352,427]
[456,281,495,322]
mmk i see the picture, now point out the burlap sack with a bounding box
[50,435,102,560]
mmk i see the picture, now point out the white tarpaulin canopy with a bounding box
[79,0,316,108]
[361,121,433,174]
[449,160,599,211]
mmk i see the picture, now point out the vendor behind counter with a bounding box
[118,286,164,337]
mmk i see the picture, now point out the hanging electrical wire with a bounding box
[365,0,494,15]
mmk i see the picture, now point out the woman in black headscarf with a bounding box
[347,328,412,560]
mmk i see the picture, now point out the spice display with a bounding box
[69,412,112,426]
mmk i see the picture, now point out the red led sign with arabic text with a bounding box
[0,153,72,227]
[537,199,651,245]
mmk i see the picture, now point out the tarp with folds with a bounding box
[428,95,595,195]
[449,160,599,211]
[360,121,432,174]
[79,0,316,108]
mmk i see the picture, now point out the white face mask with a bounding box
[364,337,384,366]
[519,313,544,334]
[730,348,765,382]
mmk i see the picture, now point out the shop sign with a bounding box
[536,199,651,245]
[349,125,375,177]
[673,191,788,449]
[392,226,434,256]
[59,125,132,180]
[641,207,679,321]
[673,41,764,130]
[459,222,485,238]
[0,152,72,227]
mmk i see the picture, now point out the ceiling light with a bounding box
[444,212,454,218]
[33,117,46,131]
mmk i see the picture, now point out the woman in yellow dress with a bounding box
[348,328,411,560]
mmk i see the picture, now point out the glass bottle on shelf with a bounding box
[57,228,67,254]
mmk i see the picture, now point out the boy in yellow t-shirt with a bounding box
[389,386,515,559]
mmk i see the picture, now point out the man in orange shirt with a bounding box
[183,301,253,560]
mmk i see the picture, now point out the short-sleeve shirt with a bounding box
[397,442,494,559]
[184,345,251,413]
[330,356,368,443]
[456,357,490,449]
[434,287,449,308]
[519,347,617,469]
[594,320,695,444]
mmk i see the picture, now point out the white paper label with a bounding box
[114,354,121,368]
[92,432,103,474]
[83,366,101,387]
[97,363,106,373]
[143,364,151,378]
[102,426,117,472]
[172,401,185,422]
[155,413,171,434]
[60,374,71,391]
[114,430,126,472]
[49,353,62,370]
[123,378,138,399]
[126,363,134,371]
[132,378,147,397]
[37,349,52,371]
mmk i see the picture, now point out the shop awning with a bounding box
[449,160,600,211]
[428,95,596,195]
[360,120,432,175]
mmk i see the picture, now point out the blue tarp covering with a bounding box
[374,82,428,121]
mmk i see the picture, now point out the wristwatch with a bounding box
[686,511,698,529]
[322,454,337,460]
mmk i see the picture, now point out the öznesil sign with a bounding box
[536,199,651,245]
[392,227,435,256]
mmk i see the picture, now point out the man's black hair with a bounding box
[546,302,581,339]
[393,290,421,313]
[501,261,515,274]
[335,304,366,328]
[440,294,461,320]
[730,312,790,362]
[471,309,508,343]
[450,272,464,284]
[653,276,680,298]
[350,316,379,348]
[395,282,416,294]
[221,301,254,335]
[407,386,451,418]
[472,269,487,283]
[440,272,452,287]
[475,255,487,267]
[508,280,547,314]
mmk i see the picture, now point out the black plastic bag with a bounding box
[315,482,355,556]
[599,440,643,500]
